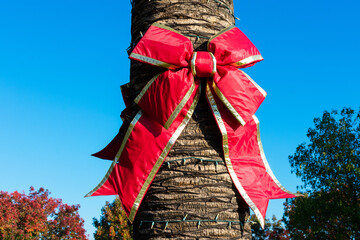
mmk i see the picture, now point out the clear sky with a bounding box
[0,0,359,238]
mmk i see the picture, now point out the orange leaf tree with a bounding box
[93,198,132,240]
[0,187,87,240]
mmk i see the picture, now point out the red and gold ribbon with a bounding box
[86,23,300,228]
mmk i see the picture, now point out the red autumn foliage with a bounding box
[0,187,87,240]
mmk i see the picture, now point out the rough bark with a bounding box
[126,0,252,239]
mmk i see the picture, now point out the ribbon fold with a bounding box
[86,23,299,228]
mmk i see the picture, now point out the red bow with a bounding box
[129,23,266,129]
[86,23,299,228]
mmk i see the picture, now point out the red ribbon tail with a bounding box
[205,82,299,229]
[86,82,201,222]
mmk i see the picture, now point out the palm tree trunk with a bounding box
[127,0,252,239]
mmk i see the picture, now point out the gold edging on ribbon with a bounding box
[134,73,161,105]
[152,22,183,35]
[205,83,265,228]
[84,111,143,198]
[232,55,264,67]
[164,80,196,130]
[128,85,201,222]
[84,158,118,198]
[130,52,176,69]
[210,52,217,76]
[212,81,246,126]
[240,70,267,97]
[114,112,143,162]
[253,115,302,197]
[190,52,197,76]
[207,25,236,50]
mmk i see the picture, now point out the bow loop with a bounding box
[130,23,193,70]
[212,66,267,126]
[130,23,266,129]
[135,69,196,129]
[208,26,263,68]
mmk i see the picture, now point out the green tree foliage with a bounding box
[284,107,360,239]
[251,214,290,240]
[0,187,87,240]
[93,198,132,240]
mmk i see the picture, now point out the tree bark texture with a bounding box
[125,0,252,239]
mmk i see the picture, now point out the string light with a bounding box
[164,157,223,169]
[134,159,254,231]
[209,0,239,20]
[183,33,210,40]
[136,216,254,230]
[166,157,222,164]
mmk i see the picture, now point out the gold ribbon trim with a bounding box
[128,85,201,222]
[253,115,302,197]
[212,81,246,126]
[134,73,161,105]
[240,70,267,97]
[164,80,196,129]
[129,53,177,69]
[232,55,264,67]
[205,82,265,228]
[85,111,143,198]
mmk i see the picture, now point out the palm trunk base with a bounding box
[133,92,252,239]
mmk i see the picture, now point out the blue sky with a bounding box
[0,0,359,238]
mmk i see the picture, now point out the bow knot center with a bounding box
[191,51,216,78]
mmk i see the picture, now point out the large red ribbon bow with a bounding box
[86,23,299,227]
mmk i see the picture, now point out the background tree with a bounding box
[93,198,132,240]
[0,187,87,240]
[250,215,289,240]
[284,107,360,239]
